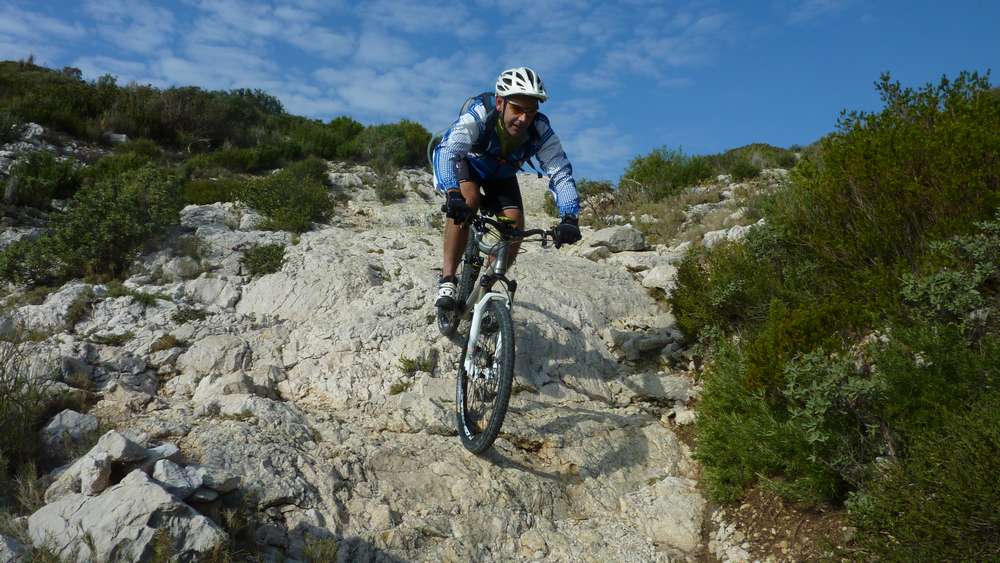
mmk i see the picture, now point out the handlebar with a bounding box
[438,205,557,245]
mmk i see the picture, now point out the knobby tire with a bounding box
[456,299,515,454]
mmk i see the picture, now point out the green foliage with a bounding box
[849,391,1000,561]
[0,165,182,286]
[240,244,285,276]
[373,171,406,203]
[239,157,333,232]
[182,177,246,205]
[0,61,285,148]
[398,351,436,375]
[730,159,761,180]
[772,71,1000,272]
[282,115,362,160]
[0,110,21,143]
[0,336,47,479]
[172,307,208,324]
[693,338,831,502]
[112,137,161,159]
[620,146,713,201]
[84,152,153,184]
[346,120,431,170]
[6,151,82,207]
[702,143,798,174]
[684,71,1000,520]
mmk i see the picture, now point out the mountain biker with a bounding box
[433,66,583,310]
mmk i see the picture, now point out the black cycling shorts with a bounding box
[455,160,523,216]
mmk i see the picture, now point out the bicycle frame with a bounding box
[461,231,515,376]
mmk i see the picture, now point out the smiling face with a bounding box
[496,94,540,138]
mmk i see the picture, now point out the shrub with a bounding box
[730,160,761,181]
[620,146,713,201]
[0,110,22,143]
[849,391,1000,561]
[112,137,162,159]
[239,157,332,232]
[182,177,246,205]
[240,244,285,276]
[84,152,153,184]
[0,333,47,478]
[685,70,1000,513]
[347,120,431,169]
[172,307,208,324]
[0,164,182,285]
[771,71,1000,273]
[373,170,405,203]
[6,151,82,207]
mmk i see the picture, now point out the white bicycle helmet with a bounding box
[495,67,548,102]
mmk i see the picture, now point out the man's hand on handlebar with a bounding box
[553,216,581,248]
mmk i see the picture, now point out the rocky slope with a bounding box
[0,125,775,562]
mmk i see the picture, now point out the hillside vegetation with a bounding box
[0,60,430,288]
[669,71,1000,559]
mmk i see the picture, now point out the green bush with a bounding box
[683,70,1000,515]
[730,160,761,181]
[694,337,832,502]
[620,146,713,201]
[849,390,1000,561]
[240,244,285,276]
[0,164,182,285]
[182,177,246,205]
[0,110,21,143]
[771,71,1000,273]
[84,152,153,185]
[347,120,431,170]
[0,335,47,477]
[112,138,161,159]
[5,151,82,207]
[239,157,332,232]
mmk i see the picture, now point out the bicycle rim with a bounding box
[456,299,515,454]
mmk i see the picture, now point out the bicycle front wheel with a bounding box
[456,299,515,454]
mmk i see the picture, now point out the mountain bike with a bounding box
[436,212,554,453]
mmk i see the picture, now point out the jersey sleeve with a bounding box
[533,116,580,217]
[433,99,488,192]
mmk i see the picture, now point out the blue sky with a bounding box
[1,0,997,181]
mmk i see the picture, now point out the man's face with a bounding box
[497,94,539,138]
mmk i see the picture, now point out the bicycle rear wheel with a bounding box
[437,234,481,339]
[456,299,515,454]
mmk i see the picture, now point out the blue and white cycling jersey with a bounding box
[432,96,580,217]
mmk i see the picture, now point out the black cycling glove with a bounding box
[445,190,472,224]
[553,216,581,248]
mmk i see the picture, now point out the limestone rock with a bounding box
[590,225,646,252]
[30,470,225,562]
[153,459,202,499]
[41,409,98,451]
[619,477,706,554]
[641,264,678,296]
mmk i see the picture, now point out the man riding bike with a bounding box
[432,66,583,310]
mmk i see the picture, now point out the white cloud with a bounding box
[561,125,635,181]
[354,27,417,68]
[358,0,482,39]
[0,5,86,41]
[83,0,176,54]
[786,0,851,24]
[186,0,354,58]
